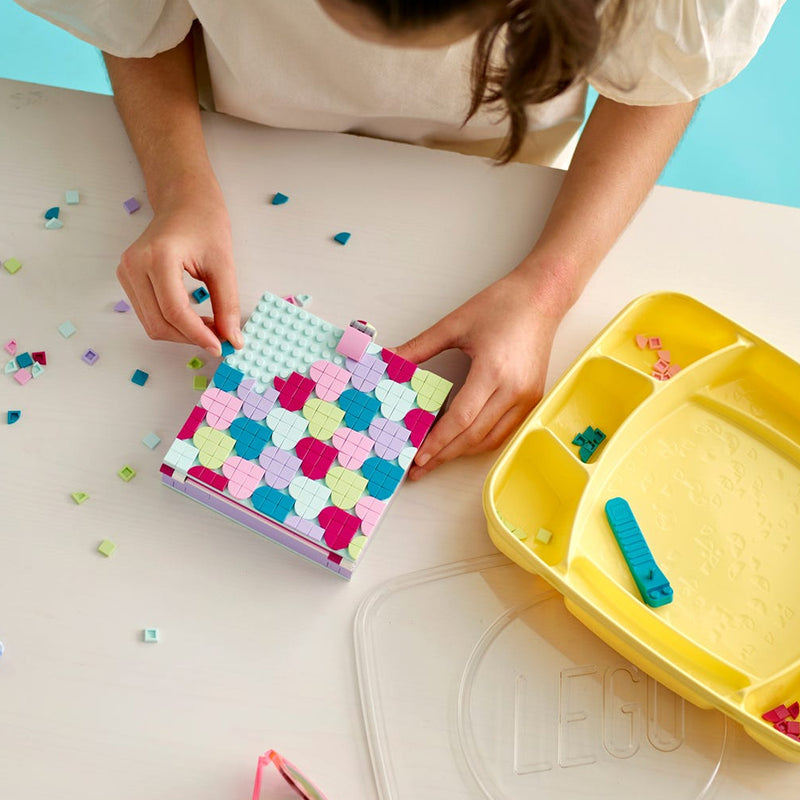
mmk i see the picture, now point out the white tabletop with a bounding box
[1,79,799,799]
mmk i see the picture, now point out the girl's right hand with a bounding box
[116,189,243,356]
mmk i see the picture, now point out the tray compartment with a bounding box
[539,356,653,458]
[597,293,740,377]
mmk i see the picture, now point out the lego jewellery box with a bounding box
[160,291,452,578]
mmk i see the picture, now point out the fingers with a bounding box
[204,257,243,349]
[393,315,458,365]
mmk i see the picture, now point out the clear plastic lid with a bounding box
[355,555,726,800]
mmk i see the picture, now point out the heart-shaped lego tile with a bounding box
[200,387,243,430]
[238,379,278,420]
[275,371,315,411]
[302,398,345,440]
[177,406,207,440]
[193,426,236,469]
[355,496,387,535]
[325,466,368,509]
[229,417,272,460]
[318,506,360,550]
[381,348,417,382]
[295,437,338,480]
[345,353,387,392]
[362,456,404,500]
[404,408,436,447]
[288,476,332,519]
[285,515,325,542]
[309,360,351,401]
[397,446,418,470]
[212,362,245,392]
[258,447,301,489]
[266,407,308,449]
[368,417,410,460]
[347,535,368,561]
[375,380,417,421]
[222,456,265,499]
[410,369,452,412]
[339,388,381,430]
[251,485,294,522]
[332,428,373,469]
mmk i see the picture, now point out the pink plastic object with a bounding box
[252,749,328,800]
[634,334,648,349]
[295,437,337,480]
[368,417,411,460]
[345,354,387,392]
[309,360,351,401]
[653,358,670,374]
[332,427,373,469]
[657,349,671,361]
[355,496,387,535]
[381,348,416,382]
[4,340,17,355]
[200,387,244,430]
[788,701,800,718]
[405,408,436,447]
[258,447,301,489]
[647,336,662,350]
[31,351,47,365]
[787,720,800,735]
[222,457,265,499]
[336,326,371,361]
[187,465,228,492]
[318,506,360,550]
[666,364,682,378]
[177,406,207,439]
[13,367,32,385]
[763,704,791,723]
[275,371,315,411]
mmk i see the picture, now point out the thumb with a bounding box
[393,317,457,365]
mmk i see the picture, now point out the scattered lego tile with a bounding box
[71,491,89,504]
[191,285,210,303]
[220,341,236,357]
[653,358,669,374]
[3,257,22,275]
[647,336,662,350]
[4,340,17,355]
[58,320,77,338]
[763,704,792,723]
[45,218,63,230]
[31,351,46,365]
[513,527,528,541]
[665,364,681,378]
[31,363,45,378]
[193,374,209,391]
[82,348,100,365]
[789,701,800,718]
[97,539,116,557]
[7,410,21,424]
[13,368,32,386]
[65,189,80,204]
[4,358,19,374]
[535,527,553,544]
[142,432,161,450]
[114,299,131,312]
[657,349,670,361]
[123,196,141,214]
[635,334,648,349]
[187,356,205,370]
[131,369,149,386]
[118,465,137,482]
[271,192,289,205]
[15,352,33,369]
[333,231,351,245]
[143,628,159,643]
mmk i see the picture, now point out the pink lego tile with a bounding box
[763,704,791,724]
[4,340,17,355]
[177,406,207,440]
[381,348,416,382]
[309,360,351,401]
[647,336,662,350]
[368,417,411,460]
[200,387,243,430]
[665,364,682,378]
[274,371,315,411]
[318,506,360,550]
[221,456,265,499]
[345,353,387,392]
[788,701,800,718]
[634,334,648,349]
[786,720,800,736]
[354,496,387,535]
[657,349,671,362]
[187,465,229,492]
[13,367,32,385]
[332,427,373,469]
[336,326,371,361]
[295,437,338,480]
[653,358,670,374]
[405,408,436,447]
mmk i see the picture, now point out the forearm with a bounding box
[103,35,219,212]
[518,95,698,316]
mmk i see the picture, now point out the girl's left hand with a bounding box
[393,268,565,479]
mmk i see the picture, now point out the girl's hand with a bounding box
[393,268,564,479]
[116,188,243,356]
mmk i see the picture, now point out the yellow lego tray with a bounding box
[484,292,800,763]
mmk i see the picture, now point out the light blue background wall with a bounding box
[0,0,797,208]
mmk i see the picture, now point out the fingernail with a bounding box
[206,344,221,357]
[416,452,430,467]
